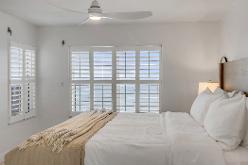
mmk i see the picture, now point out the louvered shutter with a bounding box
[116,51,136,80]
[140,84,160,112]
[70,50,90,112]
[9,45,36,123]
[72,84,90,112]
[25,50,36,115]
[71,51,90,81]
[94,51,112,80]
[94,84,112,110]
[70,46,161,113]
[116,84,135,112]
[9,47,24,118]
[140,50,160,80]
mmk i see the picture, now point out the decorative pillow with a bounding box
[190,88,224,125]
[204,93,246,150]
[242,98,248,148]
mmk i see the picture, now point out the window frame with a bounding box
[8,42,36,124]
[69,45,162,114]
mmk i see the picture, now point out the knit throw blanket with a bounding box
[19,111,114,153]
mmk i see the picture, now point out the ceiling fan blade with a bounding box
[80,17,90,25]
[47,1,87,15]
[103,11,152,20]
[101,16,113,20]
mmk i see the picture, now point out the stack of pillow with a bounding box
[190,87,248,151]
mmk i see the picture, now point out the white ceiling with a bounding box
[0,0,231,26]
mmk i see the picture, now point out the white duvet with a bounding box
[85,112,226,165]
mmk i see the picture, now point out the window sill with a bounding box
[8,114,36,125]
[69,111,83,118]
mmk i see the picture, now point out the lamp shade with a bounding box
[198,82,219,94]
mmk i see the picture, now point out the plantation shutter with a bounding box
[70,45,161,113]
[9,44,36,123]
[25,49,36,117]
[94,51,112,80]
[140,50,160,80]
[71,51,90,81]
[116,50,136,80]
[9,47,24,122]
[71,50,90,112]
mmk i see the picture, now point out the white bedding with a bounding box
[85,112,226,165]
[224,147,248,165]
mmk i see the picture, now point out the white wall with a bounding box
[221,0,248,60]
[38,22,221,128]
[0,11,40,161]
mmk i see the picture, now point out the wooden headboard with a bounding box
[220,58,248,95]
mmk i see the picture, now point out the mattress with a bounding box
[224,147,248,165]
[85,112,226,165]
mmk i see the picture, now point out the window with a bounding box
[140,84,160,112]
[72,84,90,112]
[71,51,90,80]
[116,51,136,80]
[70,45,161,113]
[94,51,112,80]
[94,84,112,109]
[140,50,160,80]
[116,84,135,112]
[9,43,36,123]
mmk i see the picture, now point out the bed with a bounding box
[4,57,248,165]
[224,147,248,165]
[85,112,248,165]
[85,112,225,165]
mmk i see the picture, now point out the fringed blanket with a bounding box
[5,111,117,165]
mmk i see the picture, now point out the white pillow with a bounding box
[204,93,246,150]
[190,88,224,125]
[214,88,240,98]
[242,98,248,148]
[227,90,239,98]
[213,87,225,95]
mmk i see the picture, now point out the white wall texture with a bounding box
[0,11,40,161]
[221,0,248,60]
[37,22,221,129]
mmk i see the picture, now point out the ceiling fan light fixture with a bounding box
[89,15,102,21]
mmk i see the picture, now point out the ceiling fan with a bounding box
[48,0,152,24]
